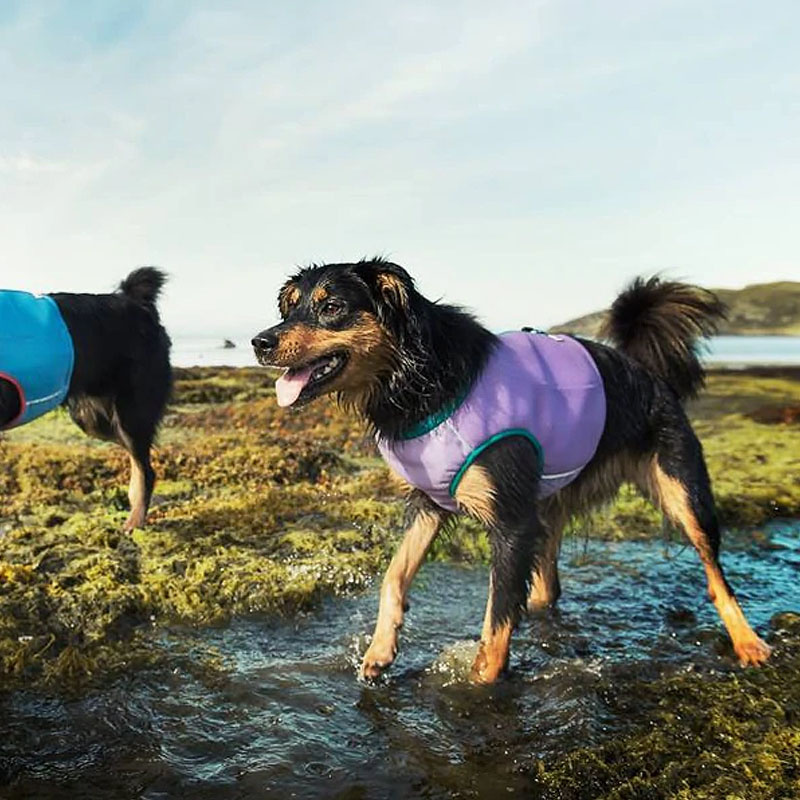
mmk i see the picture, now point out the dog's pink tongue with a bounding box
[275,366,314,407]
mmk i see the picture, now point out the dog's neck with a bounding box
[356,299,497,441]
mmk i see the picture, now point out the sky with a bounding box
[1,0,798,337]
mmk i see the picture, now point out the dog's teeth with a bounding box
[309,355,342,382]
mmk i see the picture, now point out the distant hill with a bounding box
[550,280,800,337]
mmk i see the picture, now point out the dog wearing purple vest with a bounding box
[252,259,771,683]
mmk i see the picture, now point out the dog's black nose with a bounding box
[252,331,278,351]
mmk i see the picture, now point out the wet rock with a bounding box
[747,403,800,425]
[665,607,697,627]
[770,611,800,633]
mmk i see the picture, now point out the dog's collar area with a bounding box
[398,384,472,440]
[393,330,548,441]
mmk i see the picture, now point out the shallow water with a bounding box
[2,521,798,799]
[169,334,800,368]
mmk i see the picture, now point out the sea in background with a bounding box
[171,337,262,368]
[705,335,800,366]
[171,334,800,369]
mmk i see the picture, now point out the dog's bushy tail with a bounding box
[601,276,726,400]
[119,267,167,306]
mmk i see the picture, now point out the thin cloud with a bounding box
[0,0,797,334]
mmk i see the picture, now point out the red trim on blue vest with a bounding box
[0,371,26,430]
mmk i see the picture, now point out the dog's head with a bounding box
[252,259,417,409]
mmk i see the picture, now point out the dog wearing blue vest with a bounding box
[0,268,171,531]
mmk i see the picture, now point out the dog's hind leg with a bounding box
[527,509,563,611]
[454,436,545,683]
[114,393,165,531]
[111,356,170,532]
[114,414,156,532]
[643,423,771,666]
[121,441,154,532]
[68,393,155,530]
[361,491,449,680]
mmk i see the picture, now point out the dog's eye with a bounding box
[321,300,344,317]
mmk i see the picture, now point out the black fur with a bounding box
[353,260,497,439]
[601,276,726,399]
[1,268,172,530]
[476,436,545,630]
[0,378,21,424]
[561,337,725,557]
[117,267,167,306]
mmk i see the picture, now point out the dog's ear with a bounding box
[278,280,301,318]
[374,268,411,313]
[355,260,415,336]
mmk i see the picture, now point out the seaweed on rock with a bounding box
[0,367,798,689]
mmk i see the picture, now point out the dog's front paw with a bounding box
[469,642,506,685]
[360,636,397,681]
[469,642,508,684]
[734,635,772,667]
[123,510,146,532]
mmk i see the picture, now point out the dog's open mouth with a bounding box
[275,351,348,407]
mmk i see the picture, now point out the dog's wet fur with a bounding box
[253,258,772,682]
[0,268,172,531]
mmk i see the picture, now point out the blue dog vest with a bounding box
[0,290,75,430]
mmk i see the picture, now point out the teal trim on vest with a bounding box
[399,385,471,440]
[448,429,544,499]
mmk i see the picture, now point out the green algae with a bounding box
[0,369,402,689]
[530,613,800,799]
[1,366,799,692]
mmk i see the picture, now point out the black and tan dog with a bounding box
[0,269,172,530]
[252,258,771,683]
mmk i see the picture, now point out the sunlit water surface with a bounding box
[2,521,798,799]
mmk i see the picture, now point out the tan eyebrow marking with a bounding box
[311,285,329,304]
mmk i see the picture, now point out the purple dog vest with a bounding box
[376,331,607,513]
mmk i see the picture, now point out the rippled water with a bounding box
[2,521,798,799]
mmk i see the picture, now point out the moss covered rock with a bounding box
[0,366,799,690]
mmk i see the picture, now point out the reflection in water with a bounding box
[2,521,798,799]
